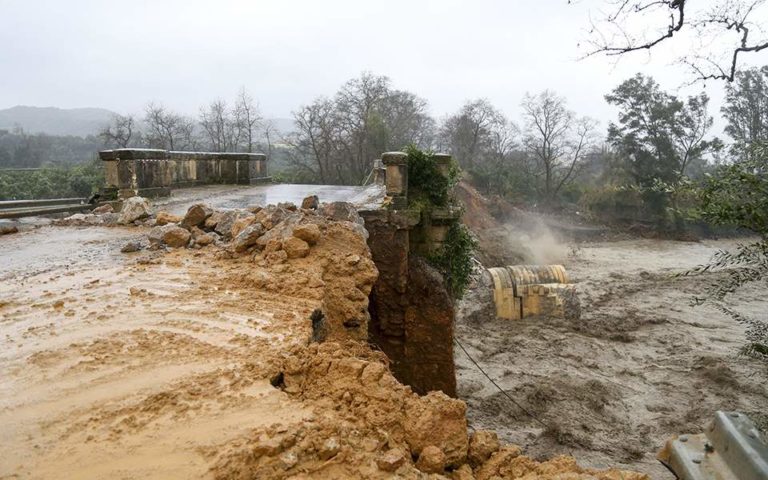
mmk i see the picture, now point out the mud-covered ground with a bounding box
[456,238,768,478]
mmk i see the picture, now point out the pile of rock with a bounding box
[114,196,365,257]
[55,197,150,227]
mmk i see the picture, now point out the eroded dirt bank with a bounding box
[0,203,650,479]
[456,238,768,478]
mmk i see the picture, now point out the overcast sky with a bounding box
[1,0,765,134]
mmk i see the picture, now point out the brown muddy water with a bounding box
[456,238,768,478]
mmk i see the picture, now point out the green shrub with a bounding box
[404,144,458,207]
[0,159,104,200]
[427,222,477,299]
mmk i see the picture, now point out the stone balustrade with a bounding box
[99,148,269,199]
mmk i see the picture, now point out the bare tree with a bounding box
[288,72,433,184]
[583,0,768,81]
[522,90,598,201]
[288,98,339,183]
[98,114,136,148]
[200,99,237,152]
[262,118,277,160]
[144,103,196,150]
[438,99,508,168]
[234,88,262,153]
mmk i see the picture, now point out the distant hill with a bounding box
[0,106,117,137]
[0,106,296,140]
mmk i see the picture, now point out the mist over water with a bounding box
[501,216,568,266]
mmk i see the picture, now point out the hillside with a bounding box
[0,106,118,137]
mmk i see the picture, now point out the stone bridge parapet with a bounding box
[99,148,269,199]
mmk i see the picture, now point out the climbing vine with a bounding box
[428,222,477,299]
[404,144,458,208]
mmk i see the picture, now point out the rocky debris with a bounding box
[277,202,297,211]
[376,448,406,472]
[292,223,321,245]
[233,223,266,253]
[204,211,224,230]
[254,205,290,230]
[416,445,446,474]
[230,215,257,239]
[163,226,192,248]
[468,430,500,467]
[405,391,468,467]
[208,340,648,479]
[91,203,114,214]
[118,197,152,225]
[55,213,117,226]
[452,464,475,480]
[195,233,216,247]
[181,204,213,229]
[149,224,191,248]
[213,210,249,239]
[0,223,19,235]
[301,195,319,210]
[319,201,360,223]
[155,211,182,226]
[282,237,310,259]
[120,241,142,253]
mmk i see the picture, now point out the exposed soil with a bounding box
[456,237,768,478]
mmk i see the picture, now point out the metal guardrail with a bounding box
[0,197,91,219]
[659,411,768,480]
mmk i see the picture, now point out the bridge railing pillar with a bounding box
[382,151,408,209]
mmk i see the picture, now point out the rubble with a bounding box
[155,211,182,226]
[120,241,142,253]
[92,203,114,214]
[283,236,310,259]
[301,195,319,210]
[416,445,446,473]
[118,196,152,224]
[180,203,213,229]
[233,223,266,252]
[468,430,500,467]
[293,223,321,245]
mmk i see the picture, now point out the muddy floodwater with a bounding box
[456,238,768,478]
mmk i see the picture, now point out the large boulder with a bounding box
[214,210,251,239]
[283,236,310,259]
[149,224,191,248]
[118,197,152,225]
[415,445,446,474]
[301,195,319,210]
[181,204,213,229]
[230,215,257,239]
[255,205,290,230]
[156,211,182,226]
[404,391,468,467]
[293,223,321,245]
[468,430,500,467]
[233,223,266,253]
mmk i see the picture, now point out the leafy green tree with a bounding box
[688,143,768,359]
[606,74,720,186]
[722,66,768,160]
